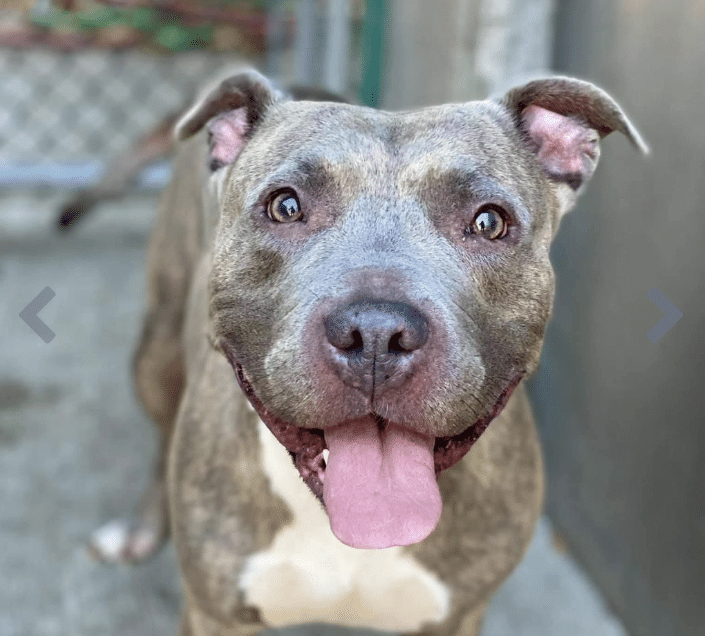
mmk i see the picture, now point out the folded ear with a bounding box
[501,77,647,213]
[175,69,284,171]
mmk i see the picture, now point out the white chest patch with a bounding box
[237,415,451,633]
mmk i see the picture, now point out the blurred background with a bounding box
[0,0,703,635]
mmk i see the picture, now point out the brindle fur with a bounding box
[101,71,643,634]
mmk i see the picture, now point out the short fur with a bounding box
[89,69,643,635]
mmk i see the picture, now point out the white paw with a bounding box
[87,519,161,564]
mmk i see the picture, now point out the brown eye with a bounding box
[267,190,302,223]
[471,205,508,240]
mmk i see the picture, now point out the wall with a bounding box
[528,1,704,634]
[382,0,554,109]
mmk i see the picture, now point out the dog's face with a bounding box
[177,70,645,549]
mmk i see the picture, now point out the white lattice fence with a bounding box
[0,48,259,184]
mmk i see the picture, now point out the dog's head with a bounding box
[177,69,645,550]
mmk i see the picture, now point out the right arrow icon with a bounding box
[647,287,682,343]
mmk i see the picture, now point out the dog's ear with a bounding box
[175,69,284,171]
[501,77,647,213]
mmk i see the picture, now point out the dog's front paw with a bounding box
[87,517,166,564]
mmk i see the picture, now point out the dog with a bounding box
[87,69,645,634]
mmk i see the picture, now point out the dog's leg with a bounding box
[409,600,489,636]
[89,139,205,563]
[451,601,489,636]
[88,267,186,564]
[181,604,265,636]
[178,607,192,635]
[88,310,183,562]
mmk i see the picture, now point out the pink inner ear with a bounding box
[208,107,249,168]
[521,104,599,183]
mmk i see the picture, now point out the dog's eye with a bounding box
[267,190,303,223]
[471,205,508,240]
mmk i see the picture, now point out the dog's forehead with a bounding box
[261,100,516,170]
[236,100,541,212]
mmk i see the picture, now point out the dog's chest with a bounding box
[237,413,451,632]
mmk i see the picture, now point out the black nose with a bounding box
[323,299,430,397]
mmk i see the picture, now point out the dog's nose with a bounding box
[323,299,430,397]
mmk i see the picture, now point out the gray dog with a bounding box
[89,69,645,634]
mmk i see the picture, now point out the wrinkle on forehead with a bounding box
[262,99,511,164]
[398,165,530,225]
[235,99,544,222]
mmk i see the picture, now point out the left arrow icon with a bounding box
[20,287,56,343]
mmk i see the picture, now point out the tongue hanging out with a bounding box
[323,417,442,549]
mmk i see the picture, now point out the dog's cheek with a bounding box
[467,253,555,378]
[240,247,286,288]
[209,241,287,370]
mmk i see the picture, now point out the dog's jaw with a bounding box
[433,373,522,472]
[222,341,523,505]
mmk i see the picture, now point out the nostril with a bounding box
[346,329,363,354]
[388,332,408,354]
[324,299,430,358]
[325,317,364,353]
[322,299,432,396]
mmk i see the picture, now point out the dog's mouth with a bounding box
[226,351,521,549]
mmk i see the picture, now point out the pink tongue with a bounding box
[323,417,442,549]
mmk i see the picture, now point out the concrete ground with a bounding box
[0,192,625,635]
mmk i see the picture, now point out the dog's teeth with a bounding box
[322,449,329,465]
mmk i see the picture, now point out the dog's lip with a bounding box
[433,373,521,472]
[222,343,522,499]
